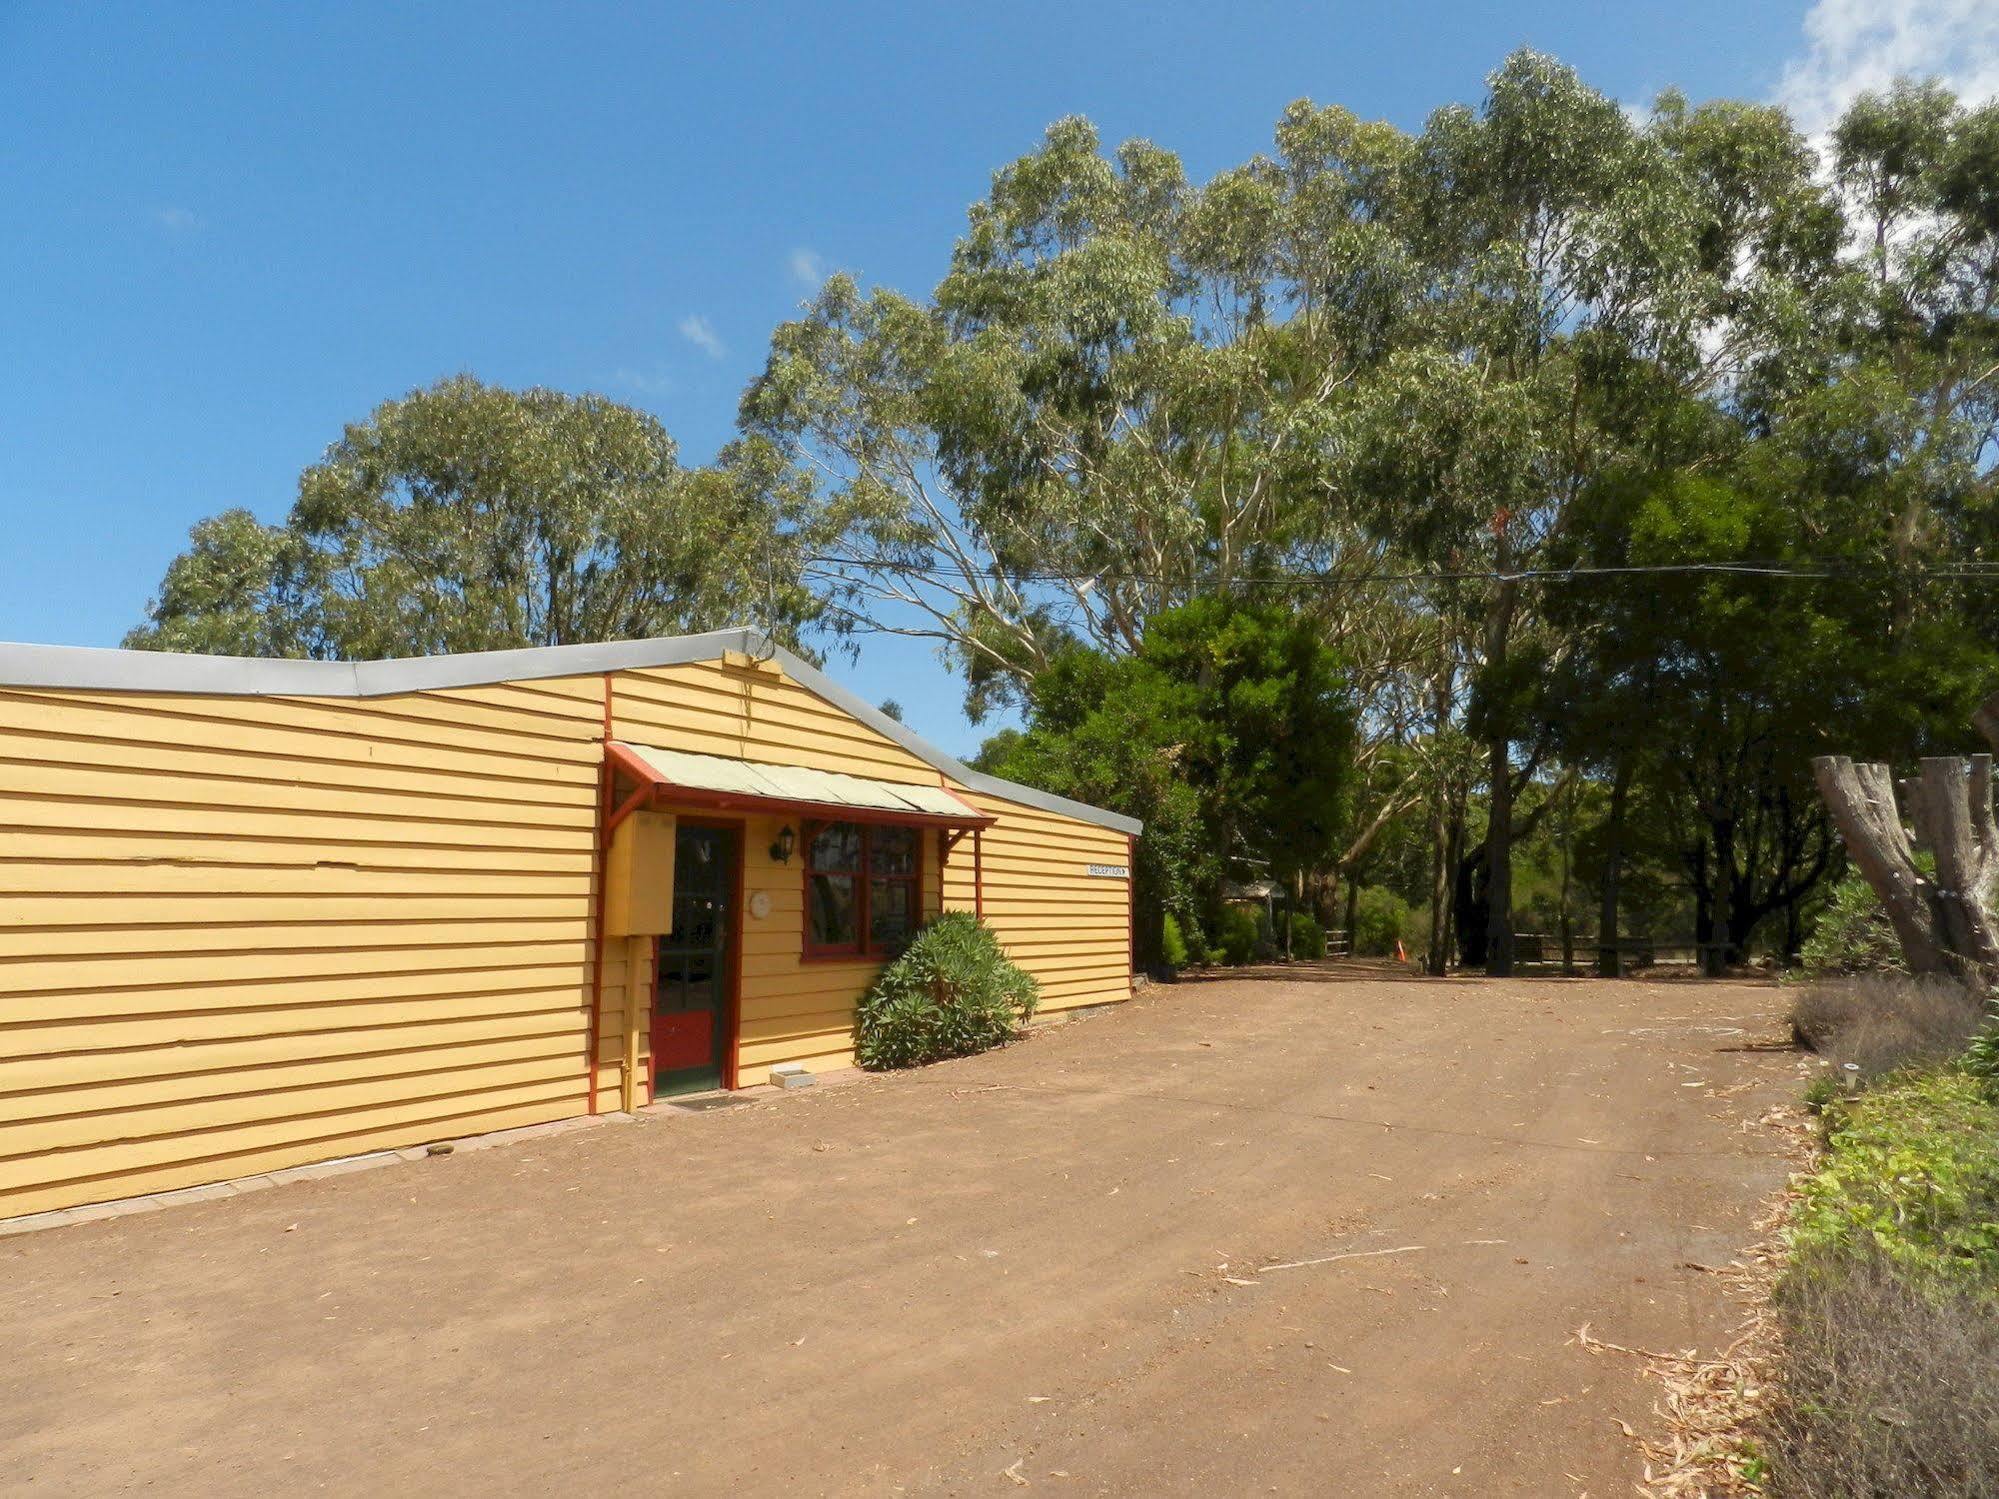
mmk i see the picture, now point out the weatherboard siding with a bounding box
[609,660,946,786]
[606,661,951,1087]
[0,678,605,1219]
[0,645,1134,1218]
[942,793,1134,1014]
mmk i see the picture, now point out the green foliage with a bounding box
[975,598,1353,969]
[1350,887,1413,957]
[854,913,1039,1071]
[120,59,1999,992]
[1771,1060,1999,1494]
[1160,913,1190,969]
[1798,871,1907,978]
[1287,912,1327,960]
[1963,1012,1999,1096]
[130,376,831,659]
[1787,1070,1999,1292]
[1215,908,1261,967]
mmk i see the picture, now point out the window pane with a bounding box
[869,826,917,876]
[808,873,857,948]
[809,821,862,873]
[869,878,914,949]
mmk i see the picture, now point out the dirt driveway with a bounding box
[1,971,1803,1496]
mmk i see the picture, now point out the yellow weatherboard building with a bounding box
[0,628,1138,1220]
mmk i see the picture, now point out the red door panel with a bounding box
[653,1008,714,1072]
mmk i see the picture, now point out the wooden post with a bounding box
[621,935,645,1114]
[1127,833,1136,983]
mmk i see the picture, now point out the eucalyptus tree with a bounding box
[1345,53,1853,971]
[130,376,831,659]
[742,110,1414,720]
[1828,83,1999,640]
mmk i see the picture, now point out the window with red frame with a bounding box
[803,820,921,957]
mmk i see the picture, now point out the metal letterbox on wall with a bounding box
[605,810,677,937]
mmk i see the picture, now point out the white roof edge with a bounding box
[0,626,1143,837]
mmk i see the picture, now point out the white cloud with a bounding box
[154,206,202,233]
[677,314,725,359]
[1778,0,1999,133]
[788,247,827,289]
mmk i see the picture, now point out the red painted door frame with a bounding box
[649,815,746,1095]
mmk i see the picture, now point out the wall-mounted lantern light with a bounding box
[770,824,796,865]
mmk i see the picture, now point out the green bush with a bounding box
[1216,907,1260,966]
[1964,1009,1999,1096]
[1801,1072,1840,1114]
[1787,1069,1999,1291]
[1287,912,1327,959]
[854,912,1039,1070]
[1160,912,1190,969]
[1799,870,1906,977]
[1769,1066,1999,1495]
[1350,887,1412,957]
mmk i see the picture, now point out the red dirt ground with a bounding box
[0,969,1806,1496]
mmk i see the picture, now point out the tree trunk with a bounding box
[1914,756,1999,976]
[1444,792,1465,967]
[1814,756,1950,973]
[1813,755,1989,978]
[1483,584,1517,977]
[1597,758,1632,977]
[1454,843,1488,969]
[1284,872,1299,960]
[1345,878,1360,960]
[1426,780,1451,976]
[1484,734,1514,975]
[1705,820,1734,977]
[1814,693,1999,981]
[1557,775,1575,975]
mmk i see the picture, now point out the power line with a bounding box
[801,552,1999,589]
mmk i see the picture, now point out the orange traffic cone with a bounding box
[1395,938,1407,963]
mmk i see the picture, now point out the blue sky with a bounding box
[3,0,1988,756]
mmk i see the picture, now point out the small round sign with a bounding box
[747,889,773,920]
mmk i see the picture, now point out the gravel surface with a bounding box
[0,968,1802,1496]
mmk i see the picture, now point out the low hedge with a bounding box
[855,912,1039,1070]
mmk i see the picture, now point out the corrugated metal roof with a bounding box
[615,742,989,824]
[0,625,1140,835]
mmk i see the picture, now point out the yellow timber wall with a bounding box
[941,792,1133,1018]
[602,659,952,1093]
[0,646,1133,1219]
[0,675,606,1220]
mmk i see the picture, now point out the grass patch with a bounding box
[1765,1069,1999,1496]
[1788,1070,1999,1288]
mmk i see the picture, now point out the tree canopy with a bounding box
[748,51,1999,971]
[124,54,1999,977]
[129,375,832,659]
